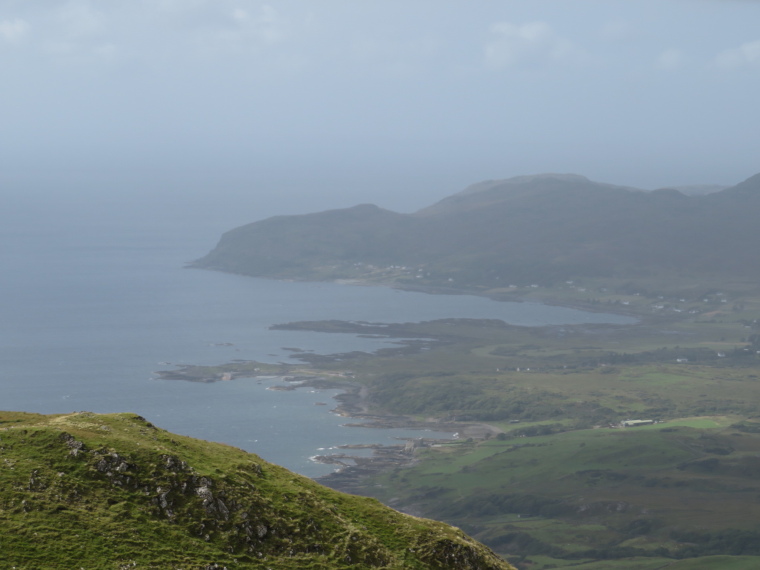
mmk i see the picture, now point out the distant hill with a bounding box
[0,411,511,569]
[660,184,728,196]
[192,172,760,289]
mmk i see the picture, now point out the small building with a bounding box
[621,419,654,428]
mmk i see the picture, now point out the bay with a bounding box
[0,209,634,477]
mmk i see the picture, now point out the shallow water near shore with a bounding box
[0,208,634,477]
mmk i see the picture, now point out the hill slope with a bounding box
[0,411,512,569]
[192,172,760,288]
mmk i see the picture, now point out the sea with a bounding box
[0,194,634,477]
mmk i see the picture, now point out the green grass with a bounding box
[636,418,728,429]
[665,556,760,569]
[520,555,678,569]
[0,411,513,570]
[361,421,760,565]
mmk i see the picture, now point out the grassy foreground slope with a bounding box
[0,411,512,570]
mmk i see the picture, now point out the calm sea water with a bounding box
[0,207,633,477]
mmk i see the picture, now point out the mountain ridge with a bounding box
[192,172,760,289]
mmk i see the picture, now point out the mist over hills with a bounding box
[193,172,760,289]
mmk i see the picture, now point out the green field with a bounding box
[275,286,760,569]
[356,419,760,566]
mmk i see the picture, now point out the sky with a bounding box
[2,0,759,233]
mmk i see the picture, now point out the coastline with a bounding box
[168,269,645,491]
[312,376,502,492]
[155,363,500,489]
[188,264,645,320]
[359,278,644,320]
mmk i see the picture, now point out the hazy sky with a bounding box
[2,0,759,227]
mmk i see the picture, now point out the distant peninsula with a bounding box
[191,172,760,296]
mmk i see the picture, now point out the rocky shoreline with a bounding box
[292,376,502,493]
[155,363,499,492]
